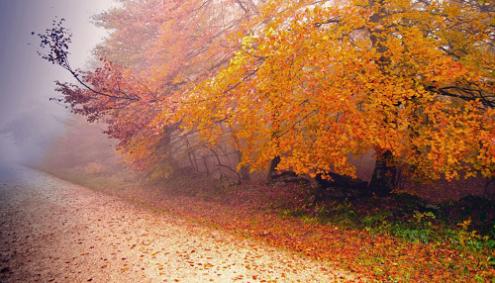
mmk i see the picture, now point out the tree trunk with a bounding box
[266,156,281,182]
[239,166,250,181]
[235,151,250,181]
[369,150,397,196]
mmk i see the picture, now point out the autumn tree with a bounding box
[40,0,494,194]
[38,1,259,179]
[178,0,495,194]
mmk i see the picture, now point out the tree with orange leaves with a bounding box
[177,0,495,194]
[40,0,495,194]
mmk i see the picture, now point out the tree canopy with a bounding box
[38,0,495,186]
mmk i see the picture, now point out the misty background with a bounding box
[0,0,116,164]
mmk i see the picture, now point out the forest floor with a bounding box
[33,166,495,283]
[0,165,357,283]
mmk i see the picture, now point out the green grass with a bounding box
[282,201,495,257]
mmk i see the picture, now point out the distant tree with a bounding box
[37,1,258,178]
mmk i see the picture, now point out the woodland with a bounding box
[37,0,495,281]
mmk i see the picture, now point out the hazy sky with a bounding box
[0,0,117,163]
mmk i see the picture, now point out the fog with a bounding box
[0,0,116,164]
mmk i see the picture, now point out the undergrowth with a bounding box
[280,193,495,281]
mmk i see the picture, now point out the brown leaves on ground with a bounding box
[92,175,494,282]
[0,167,355,283]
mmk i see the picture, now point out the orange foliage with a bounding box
[42,0,495,182]
[177,0,495,181]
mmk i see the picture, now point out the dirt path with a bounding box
[0,165,356,283]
